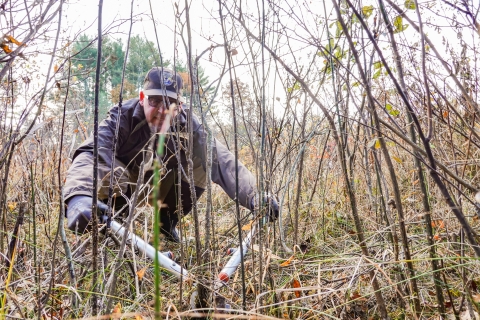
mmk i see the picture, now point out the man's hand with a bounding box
[66,195,109,233]
[252,193,280,222]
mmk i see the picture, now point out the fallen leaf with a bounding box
[136,267,147,280]
[433,234,441,241]
[242,220,253,231]
[134,315,144,320]
[350,291,367,302]
[431,220,445,229]
[392,156,402,163]
[112,302,121,319]
[7,202,17,211]
[292,279,301,298]
[280,254,295,267]
[473,294,480,303]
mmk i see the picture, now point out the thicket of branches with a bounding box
[0,0,480,319]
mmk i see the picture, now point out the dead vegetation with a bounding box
[1,0,480,319]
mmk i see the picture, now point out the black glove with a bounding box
[252,193,279,222]
[66,195,109,233]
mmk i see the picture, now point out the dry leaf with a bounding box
[7,202,17,211]
[112,302,121,319]
[443,110,449,118]
[431,220,445,229]
[350,291,367,301]
[280,254,295,267]
[54,64,59,73]
[433,234,441,241]
[392,156,402,163]
[134,315,144,320]
[136,267,147,280]
[292,279,301,298]
[242,220,253,231]
[231,48,238,56]
[1,43,12,54]
[5,35,22,46]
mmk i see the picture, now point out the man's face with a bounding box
[141,94,177,130]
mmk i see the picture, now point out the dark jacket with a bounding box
[63,98,256,210]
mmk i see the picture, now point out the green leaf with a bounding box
[372,69,382,79]
[334,48,345,59]
[393,16,403,30]
[352,82,360,87]
[352,13,360,24]
[362,5,374,18]
[287,82,301,93]
[404,0,416,10]
[389,109,400,117]
[326,38,335,53]
[393,16,409,33]
[386,104,400,116]
[336,21,343,38]
[373,61,383,70]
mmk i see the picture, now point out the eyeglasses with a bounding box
[147,95,177,109]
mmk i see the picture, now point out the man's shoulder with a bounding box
[120,98,140,113]
[108,98,142,119]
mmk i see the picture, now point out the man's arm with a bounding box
[63,103,131,204]
[210,138,257,210]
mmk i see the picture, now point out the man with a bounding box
[63,67,278,242]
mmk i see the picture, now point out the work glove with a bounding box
[66,195,109,233]
[251,193,279,222]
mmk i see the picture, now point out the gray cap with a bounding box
[143,67,184,103]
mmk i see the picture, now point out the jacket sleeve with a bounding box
[210,138,257,210]
[185,108,257,210]
[63,105,130,203]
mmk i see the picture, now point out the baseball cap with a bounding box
[143,67,184,103]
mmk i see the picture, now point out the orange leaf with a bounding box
[1,43,12,54]
[134,315,144,320]
[280,254,295,267]
[5,35,22,46]
[433,234,441,241]
[292,279,301,298]
[136,267,147,280]
[242,220,253,231]
[54,64,59,73]
[350,291,367,301]
[431,220,445,229]
[443,110,449,118]
[112,302,121,318]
